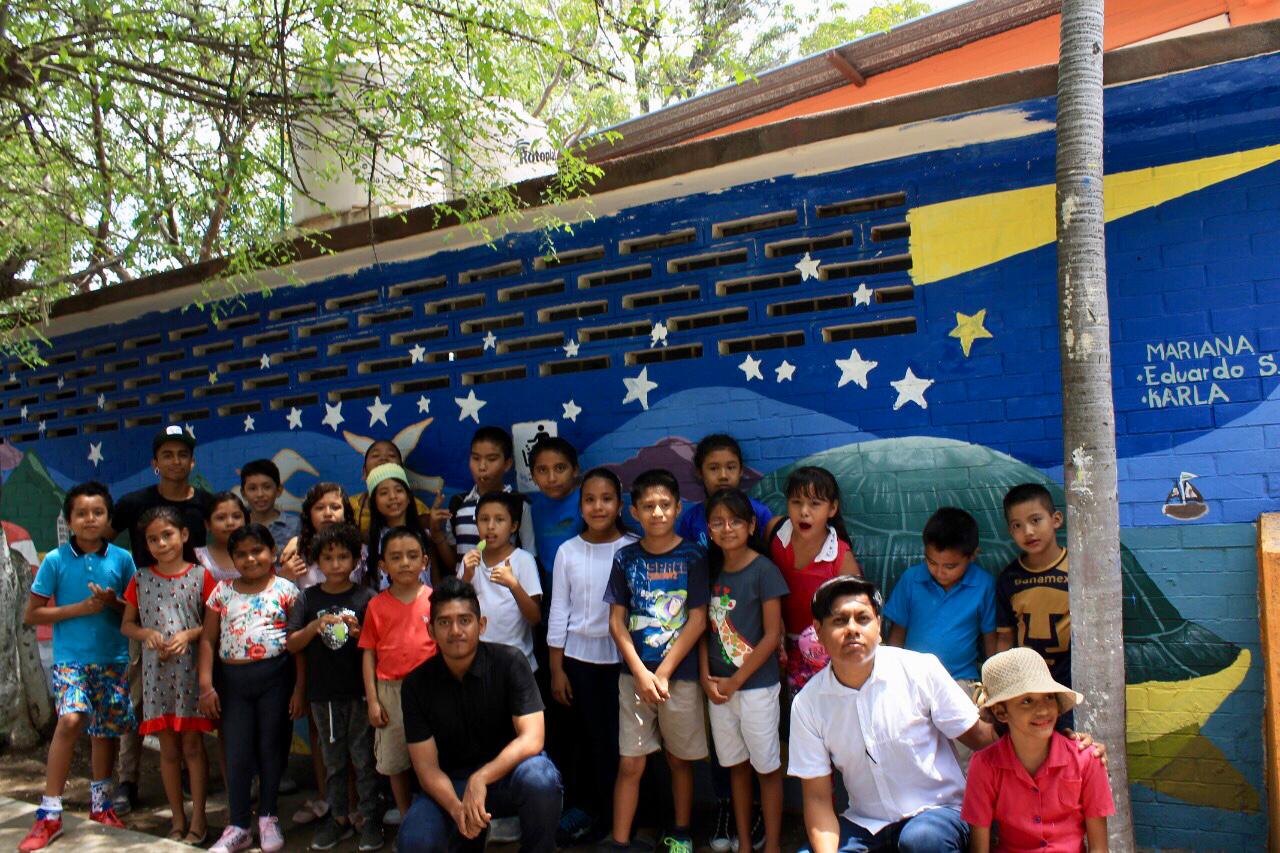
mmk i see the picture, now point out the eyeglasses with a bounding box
[708,518,748,531]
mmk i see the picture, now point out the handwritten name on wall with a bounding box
[1138,336,1277,408]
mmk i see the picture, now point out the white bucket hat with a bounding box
[977,647,1083,719]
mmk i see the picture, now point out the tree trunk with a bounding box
[1055,0,1136,848]
[0,523,53,749]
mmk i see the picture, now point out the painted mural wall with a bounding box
[3,50,1278,850]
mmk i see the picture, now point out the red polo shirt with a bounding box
[961,731,1113,852]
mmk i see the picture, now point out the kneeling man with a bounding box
[397,577,561,852]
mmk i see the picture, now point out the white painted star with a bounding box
[184,423,196,439]
[795,252,821,281]
[287,407,303,430]
[417,395,431,414]
[260,353,271,370]
[88,442,103,466]
[20,404,28,421]
[738,354,764,381]
[56,375,64,389]
[96,393,105,410]
[563,339,580,358]
[243,414,256,432]
[208,371,218,385]
[6,372,14,383]
[890,367,935,410]
[650,322,669,348]
[455,389,487,423]
[37,419,46,435]
[776,360,796,382]
[852,283,873,307]
[409,344,426,364]
[367,396,391,427]
[562,400,582,423]
[835,348,878,389]
[622,367,659,410]
[322,402,345,432]
[483,331,497,351]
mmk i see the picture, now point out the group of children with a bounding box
[21,422,1106,853]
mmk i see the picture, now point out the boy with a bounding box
[884,507,997,685]
[527,436,581,579]
[360,528,438,827]
[240,459,300,550]
[21,482,137,851]
[604,469,709,853]
[286,523,382,852]
[435,426,537,569]
[996,484,1071,687]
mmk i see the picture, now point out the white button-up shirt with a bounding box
[787,645,978,833]
[547,534,637,664]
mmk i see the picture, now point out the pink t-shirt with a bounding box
[358,586,437,680]
[205,575,299,662]
[961,731,1114,852]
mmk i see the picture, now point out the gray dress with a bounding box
[131,565,214,732]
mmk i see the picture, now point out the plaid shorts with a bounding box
[49,662,135,737]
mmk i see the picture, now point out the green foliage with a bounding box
[799,0,932,56]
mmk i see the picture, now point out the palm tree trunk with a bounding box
[1055,0,1136,848]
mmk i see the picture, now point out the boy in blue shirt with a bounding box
[21,482,137,851]
[604,469,709,853]
[884,506,996,696]
[527,436,582,585]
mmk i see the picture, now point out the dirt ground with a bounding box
[0,740,809,852]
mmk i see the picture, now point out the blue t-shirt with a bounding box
[31,540,136,665]
[676,497,773,548]
[528,488,581,580]
[604,539,709,681]
[882,562,997,681]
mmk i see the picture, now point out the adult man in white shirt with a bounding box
[788,576,1103,852]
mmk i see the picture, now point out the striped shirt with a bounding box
[446,485,538,567]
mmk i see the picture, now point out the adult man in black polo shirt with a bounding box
[397,577,562,853]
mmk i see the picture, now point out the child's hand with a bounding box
[1063,729,1109,767]
[317,613,344,628]
[550,667,573,706]
[289,689,306,720]
[368,700,389,728]
[88,583,119,607]
[701,675,730,705]
[461,549,482,573]
[488,561,517,590]
[199,688,220,719]
[343,614,361,637]
[141,629,167,652]
[164,634,191,658]
[279,550,308,582]
[652,672,671,702]
[428,492,451,536]
[718,675,740,702]
[634,670,665,705]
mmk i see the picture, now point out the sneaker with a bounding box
[557,806,593,846]
[488,815,521,843]
[660,832,694,853]
[357,820,386,851]
[750,806,765,851]
[293,799,331,825]
[310,817,354,850]
[259,816,285,853]
[209,826,253,853]
[381,807,402,827]
[18,817,63,852]
[89,808,126,829]
[709,799,732,853]
[111,781,137,816]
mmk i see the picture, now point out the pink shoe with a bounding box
[18,817,63,851]
[259,815,285,853]
[209,825,253,853]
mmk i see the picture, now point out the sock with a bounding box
[90,779,111,813]
[36,796,62,821]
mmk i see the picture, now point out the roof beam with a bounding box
[826,51,868,87]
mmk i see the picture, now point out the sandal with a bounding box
[184,827,208,846]
[168,828,187,841]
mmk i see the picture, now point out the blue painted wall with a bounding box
[4,50,1279,850]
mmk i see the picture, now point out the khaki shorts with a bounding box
[373,678,410,775]
[618,673,708,760]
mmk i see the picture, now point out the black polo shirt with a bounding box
[402,642,543,778]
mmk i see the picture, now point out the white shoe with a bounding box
[382,808,402,827]
[488,816,521,843]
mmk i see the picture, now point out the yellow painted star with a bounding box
[950,309,993,357]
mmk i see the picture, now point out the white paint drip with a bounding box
[1061,194,1080,229]
[1070,445,1094,495]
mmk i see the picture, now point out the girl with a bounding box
[547,468,637,843]
[460,491,542,670]
[198,524,304,853]
[353,440,430,535]
[765,466,859,692]
[196,492,247,582]
[280,481,361,588]
[366,463,431,589]
[699,490,787,853]
[120,507,216,844]
[962,648,1112,852]
[677,434,773,548]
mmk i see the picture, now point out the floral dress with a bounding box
[123,564,217,733]
[205,575,299,661]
